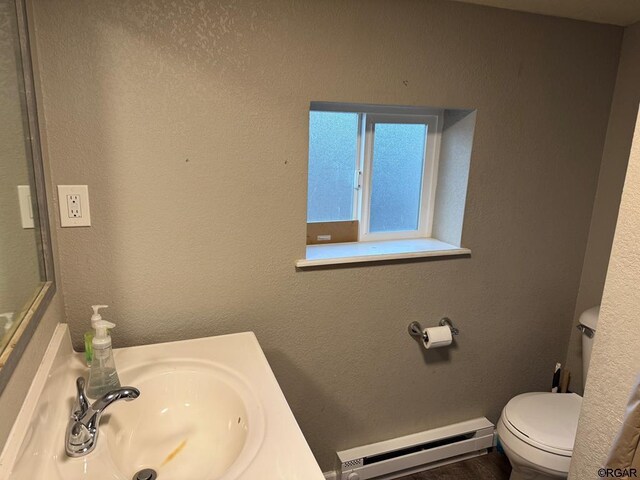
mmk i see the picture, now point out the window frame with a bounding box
[358,112,442,242]
[308,103,444,243]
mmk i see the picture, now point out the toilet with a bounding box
[497,306,600,480]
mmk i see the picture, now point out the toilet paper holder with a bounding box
[408,317,459,342]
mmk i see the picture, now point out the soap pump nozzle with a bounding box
[92,320,115,349]
[91,305,109,328]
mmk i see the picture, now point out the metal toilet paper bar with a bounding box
[408,317,459,342]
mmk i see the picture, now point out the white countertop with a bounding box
[0,324,324,480]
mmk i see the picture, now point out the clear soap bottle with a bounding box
[87,320,121,398]
[84,305,109,367]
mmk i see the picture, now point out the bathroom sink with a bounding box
[102,360,264,480]
[0,327,324,480]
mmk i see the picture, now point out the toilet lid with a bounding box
[503,392,582,454]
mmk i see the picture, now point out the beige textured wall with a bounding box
[433,110,476,247]
[569,110,640,479]
[564,21,640,394]
[30,0,622,469]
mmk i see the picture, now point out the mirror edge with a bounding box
[0,0,57,394]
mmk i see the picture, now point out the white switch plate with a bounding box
[17,185,35,229]
[57,185,91,227]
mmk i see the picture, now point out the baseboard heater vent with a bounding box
[336,417,495,480]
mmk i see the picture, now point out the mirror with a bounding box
[0,0,56,391]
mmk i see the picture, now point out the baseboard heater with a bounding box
[336,417,495,480]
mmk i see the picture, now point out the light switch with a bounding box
[58,185,91,227]
[17,185,35,229]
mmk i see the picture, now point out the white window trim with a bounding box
[358,112,443,242]
[296,238,470,268]
[351,113,364,220]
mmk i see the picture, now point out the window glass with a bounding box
[307,112,358,222]
[369,123,427,232]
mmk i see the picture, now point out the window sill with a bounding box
[296,238,470,268]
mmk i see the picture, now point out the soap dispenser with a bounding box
[84,305,108,367]
[87,320,121,398]
[0,312,14,334]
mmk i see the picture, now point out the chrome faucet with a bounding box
[65,377,140,457]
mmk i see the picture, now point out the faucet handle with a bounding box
[72,377,89,419]
[65,379,140,458]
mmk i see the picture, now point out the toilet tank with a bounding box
[578,305,600,388]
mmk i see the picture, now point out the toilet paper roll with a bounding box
[423,326,453,349]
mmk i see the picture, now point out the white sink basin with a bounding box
[103,360,264,480]
[0,327,324,480]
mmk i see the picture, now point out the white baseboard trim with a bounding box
[323,471,337,480]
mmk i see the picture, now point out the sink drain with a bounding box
[133,468,157,480]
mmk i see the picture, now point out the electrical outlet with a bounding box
[67,194,82,218]
[58,185,91,227]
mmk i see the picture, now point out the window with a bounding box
[301,103,476,267]
[307,103,442,242]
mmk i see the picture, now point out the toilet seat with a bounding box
[502,392,582,456]
[497,417,571,478]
